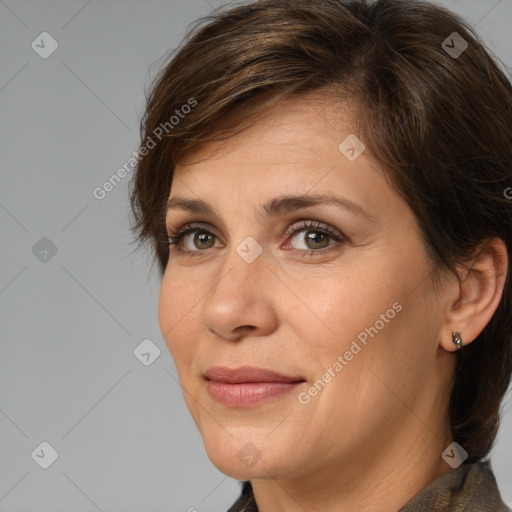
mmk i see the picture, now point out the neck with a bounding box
[251,417,454,512]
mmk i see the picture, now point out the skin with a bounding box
[158,95,507,512]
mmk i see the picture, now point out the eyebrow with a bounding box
[166,194,374,222]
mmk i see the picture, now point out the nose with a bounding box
[201,243,279,342]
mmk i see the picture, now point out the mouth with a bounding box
[204,366,306,407]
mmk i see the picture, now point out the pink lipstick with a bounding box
[204,366,305,407]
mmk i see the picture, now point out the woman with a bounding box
[130,0,512,510]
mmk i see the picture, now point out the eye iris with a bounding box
[305,231,329,249]
[195,232,214,249]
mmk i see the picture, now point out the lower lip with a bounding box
[207,381,304,407]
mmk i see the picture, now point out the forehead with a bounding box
[180,93,358,161]
[168,94,409,227]
[173,95,366,189]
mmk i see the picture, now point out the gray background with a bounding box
[0,1,510,510]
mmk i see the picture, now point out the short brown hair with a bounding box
[130,0,512,462]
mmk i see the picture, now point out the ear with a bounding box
[439,238,509,352]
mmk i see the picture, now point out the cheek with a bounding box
[158,269,202,368]
[300,289,431,440]
[319,276,438,417]
[301,247,432,377]
[296,261,400,351]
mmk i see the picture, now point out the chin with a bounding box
[199,427,280,479]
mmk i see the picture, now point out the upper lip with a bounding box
[204,366,305,384]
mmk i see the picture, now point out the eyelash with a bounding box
[166,220,346,258]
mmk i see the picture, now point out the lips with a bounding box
[204,365,304,384]
[204,366,306,407]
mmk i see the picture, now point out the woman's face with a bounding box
[159,96,455,482]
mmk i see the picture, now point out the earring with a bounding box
[452,331,463,351]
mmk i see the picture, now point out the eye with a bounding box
[166,219,346,257]
[282,220,346,255]
[167,222,222,253]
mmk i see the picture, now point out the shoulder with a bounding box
[399,460,511,512]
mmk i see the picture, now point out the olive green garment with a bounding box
[227,461,511,512]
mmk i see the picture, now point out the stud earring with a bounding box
[452,331,463,351]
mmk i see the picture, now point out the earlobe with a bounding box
[440,238,508,353]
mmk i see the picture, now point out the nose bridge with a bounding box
[215,234,267,297]
[200,233,273,337]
